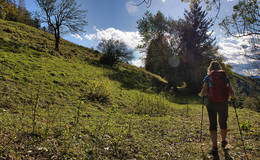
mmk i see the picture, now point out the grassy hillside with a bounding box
[225,66,260,111]
[0,19,260,159]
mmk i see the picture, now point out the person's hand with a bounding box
[198,92,207,97]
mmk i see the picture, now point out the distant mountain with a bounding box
[249,75,260,79]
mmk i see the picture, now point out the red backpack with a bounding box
[209,70,229,102]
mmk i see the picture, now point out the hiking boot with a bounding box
[221,140,228,148]
[209,147,218,156]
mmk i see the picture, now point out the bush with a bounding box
[242,96,260,112]
[81,78,111,104]
[98,39,133,66]
[99,55,116,66]
[240,120,252,132]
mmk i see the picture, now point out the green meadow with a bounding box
[0,19,259,159]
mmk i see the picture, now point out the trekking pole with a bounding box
[233,101,249,160]
[200,96,205,142]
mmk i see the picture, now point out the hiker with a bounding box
[199,61,235,155]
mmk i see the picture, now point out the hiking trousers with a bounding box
[206,101,228,131]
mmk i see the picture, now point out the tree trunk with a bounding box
[54,28,60,51]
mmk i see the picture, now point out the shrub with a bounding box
[240,120,252,132]
[99,55,116,66]
[81,78,111,104]
[98,39,133,66]
[242,96,260,112]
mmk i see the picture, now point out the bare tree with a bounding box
[135,0,152,7]
[35,0,87,51]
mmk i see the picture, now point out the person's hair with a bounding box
[207,61,222,74]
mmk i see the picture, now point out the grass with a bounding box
[0,19,259,159]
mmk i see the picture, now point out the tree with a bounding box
[220,0,259,61]
[31,16,41,28]
[35,0,88,51]
[17,0,28,24]
[0,0,7,19]
[4,0,18,21]
[1,0,33,26]
[135,0,221,18]
[220,0,259,37]
[137,11,183,91]
[98,39,134,66]
[137,11,169,75]
[17,7,32,25]
[137,11,169,49]
[18,0,25,8]
[178,2,218,92]
[135,0,152,7]
[136,0,259,44]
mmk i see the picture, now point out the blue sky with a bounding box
[24,0,259,76]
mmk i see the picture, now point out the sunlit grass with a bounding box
[0,19,259,159]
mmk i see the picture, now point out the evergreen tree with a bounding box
[179,2,217,92]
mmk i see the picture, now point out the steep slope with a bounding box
[0,20,260,159]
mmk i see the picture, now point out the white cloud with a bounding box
[126,1,137,15]
[218,35,260,76]
[71,34,83,40]
[85,27,142,50]
[131,51,146,67]
[162,0,166,3]
[84,34,96,40]
[97,28,142,49]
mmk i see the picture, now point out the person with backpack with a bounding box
[199,61,235,155]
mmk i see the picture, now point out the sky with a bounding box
[25,0,259,76]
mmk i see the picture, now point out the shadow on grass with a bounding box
[223,149,233,160]
[107,67,167,92]
[0,37,23,53]
[85,59,204,105]
[163,93,202,105]
[200,145,222,160]
[213,154,220,160]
